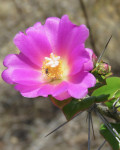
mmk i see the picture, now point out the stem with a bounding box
[96,104,120,122]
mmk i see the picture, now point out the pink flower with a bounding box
[2,15,96,100]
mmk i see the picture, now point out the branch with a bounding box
[96,104,120,122]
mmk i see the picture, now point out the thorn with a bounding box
[86,113,88,123]
[113,97,120,107]
[95,108,120,143]
[113,97,120,112]
[45,121,68,137]
[97,140,106,150]
[97,35,112,63]
[90,114,95,139]
[88,111,91,150]
[86,104,95,123]
[100,111,120,140]
[45,112,83,137]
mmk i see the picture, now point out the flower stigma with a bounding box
[42,53,67,83]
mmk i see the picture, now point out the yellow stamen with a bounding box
[42,53,64,82]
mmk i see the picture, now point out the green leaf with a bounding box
[92,77,120,99]
[104,90,120,109]
[100,123,120,150]
[95,94,110,103]
[62,97,95,120]
[105,99,116,109]
[92,77,120,108]
[62,94,109,120]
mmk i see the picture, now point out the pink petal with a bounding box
[2,68,14,84]
[3,53,39,69]
[37,81,68,98]
[32,22,42,29]
[52,81,68,96]
[68,85,88,99]
[15,81,70,100]
[68,44,90,75]
[54,91,71,101]
[69,71,96,86]
[44,17,60,51]
[15,84,48,98]
[69,58,85,76]
[69,71,88,84]
[56,15,89,57]
[2,53,41,84]
[85,48,93,58]
[37,84,54,97]
[80,72,96,88]
[15,84,41,93]
[68,72,96,99]
[14,25,52,67]
[21,89,41,98]
[37,81,71,101]
[68,44,89,61]
[84,48,94,71]
[11,69,42,85]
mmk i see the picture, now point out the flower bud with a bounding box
[97,63,111,75]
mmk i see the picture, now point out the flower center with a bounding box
[42,53,64,82]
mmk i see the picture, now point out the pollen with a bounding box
[42,53,63,81]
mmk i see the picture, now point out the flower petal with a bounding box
[56,15,89,57]
[3,53,39,69]
[44,17,60,50]
[84,48,94,71]
[2,53,41,84]
[21,88,41,98]
[11,69,42,85]
[37,84,54,97]
[14,25,52,67]
[37,81,68,98]
[52,81,68,96]
[2,68,14,84]
[68,44,90,75]
[15,84,41,93]
[54,91,71,101]
[37,81,71,101]
[69,71,96,86]
[68,85,88,99]
[68,72,96,99]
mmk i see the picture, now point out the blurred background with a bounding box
[0,0,120,150]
